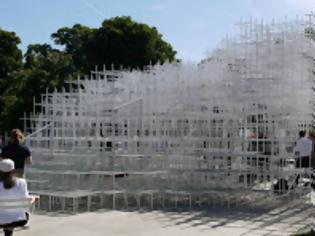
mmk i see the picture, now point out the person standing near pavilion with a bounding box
[307,131,315,189]
[293,130,313,188]
[0,129,32,178]
[294,130,312,168]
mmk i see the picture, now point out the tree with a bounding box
[0,29,23,129]
[0,28,23,94]
[0,29,22,131]
[52,16,177,71]
[23,44,75,92]
[51,24,95,73]
[0,16,178,133]
[0,44,75,132]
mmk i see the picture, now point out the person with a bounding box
[308,131,315,189]
[308,131,315,169]
[0,129,32,178]
[294,130,312,168]
[0,159,30,236]
[293,130,313,188]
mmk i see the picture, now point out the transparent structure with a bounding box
[22,17,315,212]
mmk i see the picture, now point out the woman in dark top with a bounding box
[0,129,32,178]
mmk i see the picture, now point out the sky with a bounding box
[0,0,314,62]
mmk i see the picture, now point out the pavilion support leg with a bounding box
[124,193,128,208]
[150,193,154,209]
[99,195,104,208]
[87,196,92,211]
[73,198,79,212]
[136,193,141,209]
[174,194,178,209]
[113,194,116,210]
[61,197,66,211]
[48,196,52,211]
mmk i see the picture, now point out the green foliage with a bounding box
[52,24,95,73]
[23,43,75,94]
[0,16,177,133]
[0,29,23,93]
[0,29,23,132]
[52,16,177,71]
[0,44,75,132]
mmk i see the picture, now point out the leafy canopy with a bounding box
[0,16,177,133]
[52,16,177,71]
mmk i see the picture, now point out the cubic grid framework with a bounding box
[22,17,315,211]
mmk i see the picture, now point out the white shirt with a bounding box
[294,137,312,157]
[0,178,29,224]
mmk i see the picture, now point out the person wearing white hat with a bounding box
[0,159,30,236]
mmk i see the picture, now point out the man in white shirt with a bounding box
[294,130,312,168]
[292,130,314,191]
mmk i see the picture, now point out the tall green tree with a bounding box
[52,24,95,73]
[0,29,23,114]
[23,44,75,92]
[52,16,177,71]
[0,16,178,133]
[0,29,22,91]
[0,44,75,131]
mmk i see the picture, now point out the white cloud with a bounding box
[80,0,106,19]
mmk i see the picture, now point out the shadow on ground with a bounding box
[32,200,313,236]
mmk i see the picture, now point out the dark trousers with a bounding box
[0,213,28,236]
[295,156,310,168]
[294,156,315,189]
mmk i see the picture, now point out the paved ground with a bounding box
[14,201,313,236]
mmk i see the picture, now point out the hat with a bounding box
[0,159,15,172]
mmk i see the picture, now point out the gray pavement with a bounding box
[14,201,313,236]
